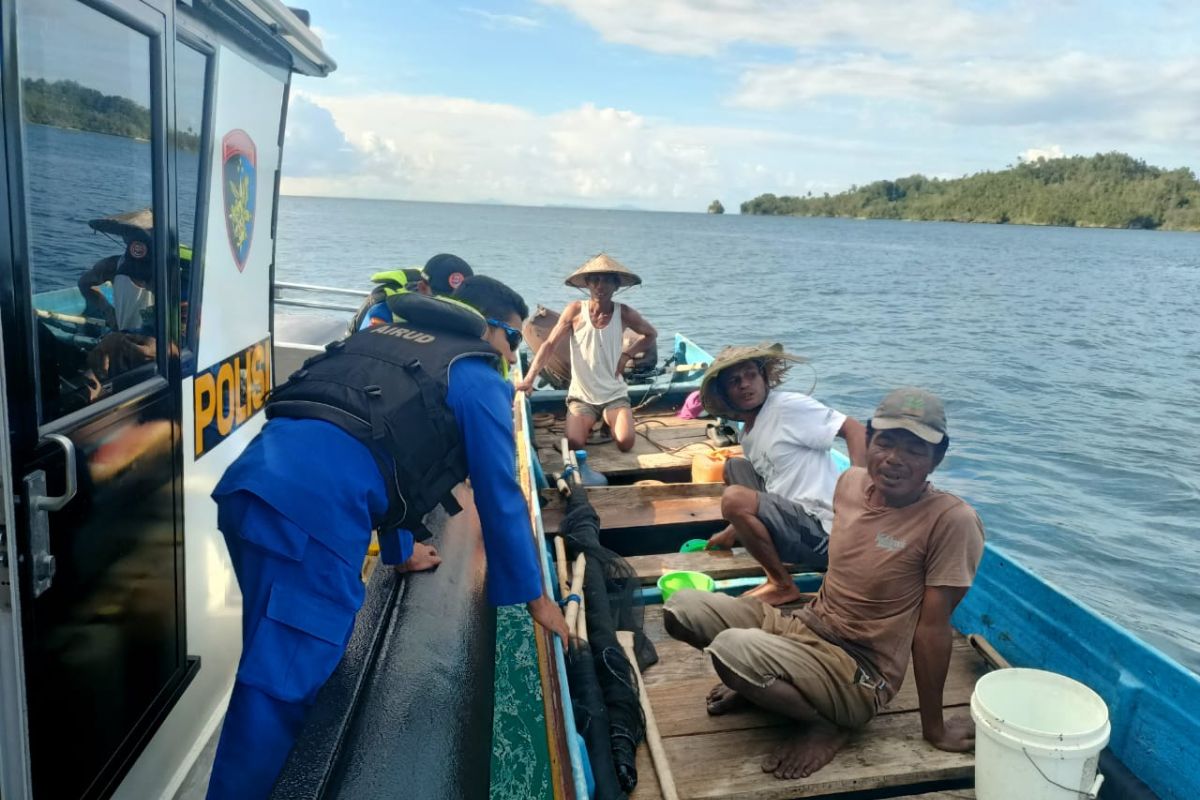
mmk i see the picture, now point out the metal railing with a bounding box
[273,281,364,313]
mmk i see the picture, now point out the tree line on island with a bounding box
[21,78,201,150]
[740,152,1200,231]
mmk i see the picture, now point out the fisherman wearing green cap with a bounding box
[698,343,866,606]
[663,387,985,781]
[352,253,476,331]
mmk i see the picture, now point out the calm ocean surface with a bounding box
[277,196,1200,674]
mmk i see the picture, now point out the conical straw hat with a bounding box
[564,253,642,289]
[699,343,808,419]
[87,207,153,239]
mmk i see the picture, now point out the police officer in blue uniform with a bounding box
[205,275,568,800]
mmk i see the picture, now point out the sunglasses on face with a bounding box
[487,318,523,350]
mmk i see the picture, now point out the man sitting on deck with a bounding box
[663,388,984,780]
[701,343,866,605]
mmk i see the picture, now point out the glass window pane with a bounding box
[18,0,159,420]
[175,42,207,342]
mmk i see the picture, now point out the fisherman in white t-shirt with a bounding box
[702,344,866,605]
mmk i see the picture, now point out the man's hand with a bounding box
[87,332,156,378]
[514,377,535,394]
[924,714,975,752]
[527,593,569,641]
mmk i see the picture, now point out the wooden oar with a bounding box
[617,630,680,800]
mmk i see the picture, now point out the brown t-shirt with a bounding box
[799,467,985,703]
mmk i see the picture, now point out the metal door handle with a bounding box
[32,433,77,512]
[25,434,77,596]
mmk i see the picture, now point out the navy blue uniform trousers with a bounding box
[206,492,367,800]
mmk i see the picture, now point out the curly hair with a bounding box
[757,356,794,388]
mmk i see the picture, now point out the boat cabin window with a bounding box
[175,39,211,354]
[17,0,163,422]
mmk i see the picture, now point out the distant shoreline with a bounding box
[741,152,1200,233]
[756,212,1200,233]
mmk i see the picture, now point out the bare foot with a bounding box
[761,720,849,779]
[743,580,804,606]
[706,526,736,550]
[706,683,749,715]
[394,542,442,573]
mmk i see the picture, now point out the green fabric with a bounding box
[490,604,553,800]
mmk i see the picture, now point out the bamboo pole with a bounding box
[563,554,586,637]
[554,536,570,598]
[617,630,679,800]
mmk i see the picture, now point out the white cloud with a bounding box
[280,91,867,209]
[539,0,996,56]
[1019,145,1065,163]
[464,7,543,29]
[732,53,1200,143]
[282,96,360,177]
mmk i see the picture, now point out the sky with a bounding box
[280,0,1200,212]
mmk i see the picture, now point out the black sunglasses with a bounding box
[487,318,522,350]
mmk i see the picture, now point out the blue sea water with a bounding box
[20,118,1199,674]
[276,196,1200,674]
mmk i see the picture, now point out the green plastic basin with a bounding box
[658,570,716,602]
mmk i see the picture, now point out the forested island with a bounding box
[741,153,1200,231]
[22,78,199,149]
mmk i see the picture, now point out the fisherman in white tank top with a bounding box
[517,254,657,452]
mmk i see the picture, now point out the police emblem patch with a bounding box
[222,129,257,272]
[447,271,466,290]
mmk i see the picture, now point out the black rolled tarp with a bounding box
[559,484,655,798]
[271,502,496,800]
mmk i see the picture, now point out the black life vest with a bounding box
[266,321,500,539]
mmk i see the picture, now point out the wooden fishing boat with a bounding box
[267,319,1197,798]
[512,336,1200,800]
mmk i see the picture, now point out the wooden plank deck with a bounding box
[626,549,803,585]
[540,483,724,534]
[533,411,726,478]
[630,605,985,800]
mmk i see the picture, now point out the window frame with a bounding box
[10,0,171,432]
[173,28,215,376]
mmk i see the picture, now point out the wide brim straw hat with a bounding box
[87,207,153,240]
[564,253,642,289]
[699,343,808,419]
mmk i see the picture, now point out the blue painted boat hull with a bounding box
[527,332,709,415]
[955,544,1199,800]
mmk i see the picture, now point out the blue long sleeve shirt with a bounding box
[213,354,543,607]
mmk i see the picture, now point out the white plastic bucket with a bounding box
[971,668,1110,800]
